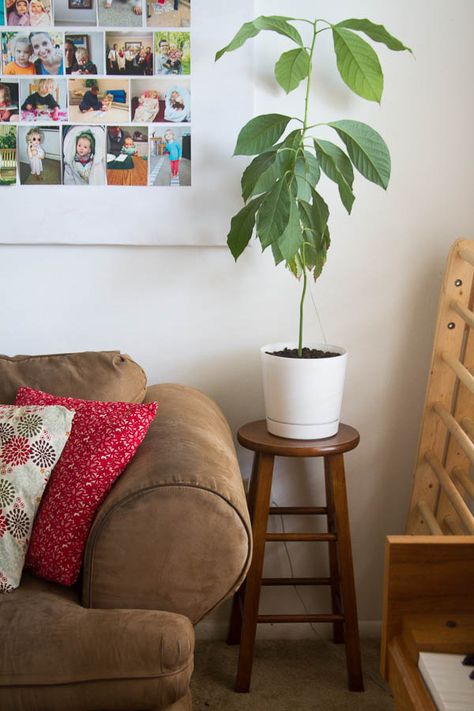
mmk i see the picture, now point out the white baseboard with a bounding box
[195,619,381,641]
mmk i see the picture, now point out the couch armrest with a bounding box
[82,384,251,623]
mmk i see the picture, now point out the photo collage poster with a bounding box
[0,0,191,187]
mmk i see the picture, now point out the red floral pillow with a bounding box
[15,387,157,586]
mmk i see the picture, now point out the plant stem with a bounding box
[298,244,307,357]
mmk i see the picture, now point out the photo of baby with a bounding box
[155,32,190,75]
[131,77,190,123]
[18,125,61,184]
[0,81,20,122]
[6,0,52,27]
[106,125,148,185]
[63,124,106,185]
[68,78,130,123]
[54,0,97,26]
[2,31,64,75]
[65,34,104,75]
[98,0,143,29]
[146,0,190,28]
[20,77,68,122]
[0,125,17,186]
[149,125,190,187]
[106,33,153,76]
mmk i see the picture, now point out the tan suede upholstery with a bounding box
[0,351,147,404]
[0,352,251,711]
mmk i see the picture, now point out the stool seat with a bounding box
[228,420,364,694]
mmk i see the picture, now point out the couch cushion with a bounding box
[0,351,146,405]
[0,405,74,592]
[0,573,194,709]
[15,387,157,586]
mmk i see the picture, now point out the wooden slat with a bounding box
[461,416,474,441]
[452,465,474,500]
[459,246,474,267]
[257,613,343,624]
[451,300,474,329]
[441,350,474,394]
[406,239,474,533]
[443,513,466,535]
[432,401,474,465]
[425,451,474,533]
[269,506,327,516]
[416,500,443,534]
[265,532,336,542]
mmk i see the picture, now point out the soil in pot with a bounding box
[268,347,339,359]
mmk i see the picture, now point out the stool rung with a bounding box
[257,613,344,624]
[266,532,336,542]
[262,577,331,586]
[269,506,327,516]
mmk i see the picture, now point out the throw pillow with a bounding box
[0,404,74,593]
[15,387,157,586]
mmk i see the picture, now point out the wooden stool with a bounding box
[227,420,364,693]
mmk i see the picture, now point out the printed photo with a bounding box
[0,81,20,122]
[154,32,190,75]
[131,77,190,123]
[146,0,190,28]
[0,125,17,186]
[106,125,148,185]
[63,124,106,185]
[6,0,53,28]
[54,0,97,26]
[149,125,190,186]
[98,0,143,29]
[18,125,61,184]
[106,32,153,76]
[2,31,64,75]
[68,78,130,123]
[65,33,104,74]
[20,77,68,122]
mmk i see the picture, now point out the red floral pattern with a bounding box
[16,387,157,587]
[1,436,31,467]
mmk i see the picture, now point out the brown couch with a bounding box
[0,351,252,711]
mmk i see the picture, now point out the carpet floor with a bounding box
[191,638,394,710]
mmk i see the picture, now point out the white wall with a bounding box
[54,0,97,26]
[1,0,473,637]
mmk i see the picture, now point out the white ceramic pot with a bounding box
[260,342,347,440]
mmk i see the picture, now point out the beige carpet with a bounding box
[191,638,394,710]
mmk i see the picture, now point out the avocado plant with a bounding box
[216,14,411,356]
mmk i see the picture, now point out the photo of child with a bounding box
[7,0,31,26]
[28,0,51,26]
[98,0,143,29]
[106,125,148,186]
[54,0,97,26]
[18,125,61,184]
[65,34,104,75]
[146,0,190,28]
[20,77,68,121]
[0,125,17,186]
[106,33,153,76]
[130,77,190,123]
[6,0,52,26]
[154,32,190,74]
[149,124,190,187]
[0,82,20,122]
[63,124,106,185]
[2,33,36,75]
[30,31,64,74]
[68,78,130,123]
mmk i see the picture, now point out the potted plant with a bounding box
[216,13,411,439]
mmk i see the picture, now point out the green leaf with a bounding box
[241,151,277,201]
[256,176,292,249]
[336,18,412,53]
[328,119,391,188]
[234,114,292,156]
[298,191,329,243]
[314,139,355,214]
[277,198,302,260]
[215,21,260,61]
[274,48,310,93]
[332,27,384,103]
[271,240,285,266]
[227,195,265,260]
[254,16,303,46]
[294,151,320,201]
[286,253,303,278]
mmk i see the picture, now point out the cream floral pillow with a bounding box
[0,404,74,593]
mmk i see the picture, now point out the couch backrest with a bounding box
[0,351,147,404]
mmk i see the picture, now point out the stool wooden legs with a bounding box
[326,453,364,692]
[324,458,344,645]
[235,452,274,692]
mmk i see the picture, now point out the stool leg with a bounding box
[324,459,344,644]
[235,452,274,692]
[227,453,260,645]
[327,453,364,692]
